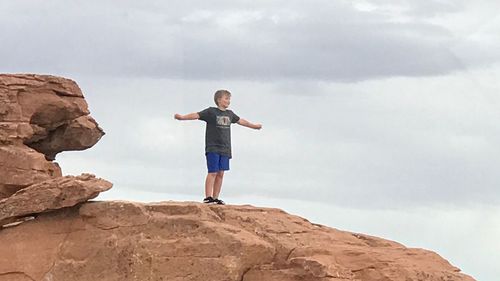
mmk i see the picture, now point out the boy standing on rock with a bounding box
[174,90,262,205]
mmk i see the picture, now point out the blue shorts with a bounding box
[206,152,230,173]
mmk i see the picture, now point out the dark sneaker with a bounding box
[214,198,225,205]
[203,196,216,204]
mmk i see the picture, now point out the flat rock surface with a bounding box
[0,201,476,281]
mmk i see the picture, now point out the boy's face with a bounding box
[218,95,231,109]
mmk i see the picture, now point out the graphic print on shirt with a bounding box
[216,116,231,128]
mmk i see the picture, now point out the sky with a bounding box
[1,1,499,280]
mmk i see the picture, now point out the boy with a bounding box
[174,90,262,205]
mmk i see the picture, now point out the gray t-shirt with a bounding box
[198,107,240,158]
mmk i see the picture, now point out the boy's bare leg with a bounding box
[213,171,224,199]
[205,173,217,198]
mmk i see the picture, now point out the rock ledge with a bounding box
[0,201,476,281]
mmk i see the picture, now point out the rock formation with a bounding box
[0,74,476,281]
[0,201,475,281]
[0,74,104,198]
[0,174,112,226]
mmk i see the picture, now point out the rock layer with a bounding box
[0,201,476,281]
[0,145,61,198]
[0,174,112,226]
[0,74,104,198]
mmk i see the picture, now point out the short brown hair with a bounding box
[214,89,231,106]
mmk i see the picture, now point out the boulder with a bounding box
[0,74,104,198]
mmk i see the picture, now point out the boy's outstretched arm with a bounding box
[174,112,200,120]
[237,118,262,130]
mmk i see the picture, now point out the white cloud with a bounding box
[55,70,500,208]
[181,10,215,23]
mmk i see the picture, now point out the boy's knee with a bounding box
[216,171,224,177]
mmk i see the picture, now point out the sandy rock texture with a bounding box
[0,74,104,198]
[0,201,476,281]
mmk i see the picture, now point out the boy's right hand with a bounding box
[174,114,182,120]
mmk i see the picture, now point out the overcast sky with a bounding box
[1,1,499,280]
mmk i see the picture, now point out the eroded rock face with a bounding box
[0,201,476,281]
[0,74,104,198]
[0,146,61,198]
[0,174,112,226]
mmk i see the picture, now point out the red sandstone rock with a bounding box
[0,146,61,198]
[0,74,104,198]
[0,174,112,226]
[0,201,476,281]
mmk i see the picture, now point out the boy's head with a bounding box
[214,89,231,108]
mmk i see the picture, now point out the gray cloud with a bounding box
[1,0,492,81]
[358,0,465,17]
